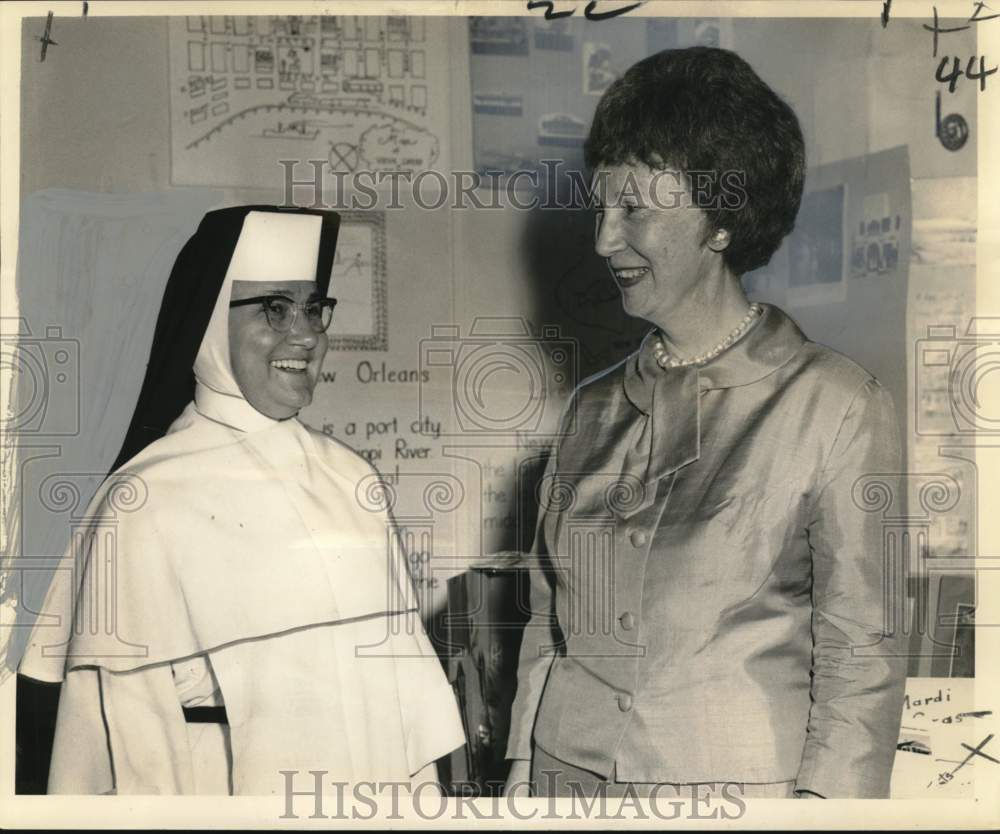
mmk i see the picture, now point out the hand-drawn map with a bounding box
[169,15,448,188]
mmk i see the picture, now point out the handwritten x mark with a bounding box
[961,735,1000,765]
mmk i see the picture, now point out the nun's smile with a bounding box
[228,279,330,419]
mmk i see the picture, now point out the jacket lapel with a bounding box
[553,361,700,523]
[643,366,700,488]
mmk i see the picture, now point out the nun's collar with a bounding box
[624,303,806,414]
[194,382,284,433]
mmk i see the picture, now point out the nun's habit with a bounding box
[18,207,465,795]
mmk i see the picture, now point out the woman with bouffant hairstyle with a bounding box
[507,47,906,799]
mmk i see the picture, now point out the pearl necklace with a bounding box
[652,303,762,370]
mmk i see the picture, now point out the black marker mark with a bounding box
[929,733,997,788]
[526,0,643,21]
[37,11,57,62]
[961,735,1000,764]
[584,0,643,20]
[936,90,969,151]
[882,0,892,27]
[923,6,971,58]
[936,53,997,92]
[527,1,575,20]
[970,1,1000,23]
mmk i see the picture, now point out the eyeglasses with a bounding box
[229,294,338,334]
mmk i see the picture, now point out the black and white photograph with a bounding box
[1,0,998,828]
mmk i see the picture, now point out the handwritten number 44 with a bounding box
[936,54,998,92]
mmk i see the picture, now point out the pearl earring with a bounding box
[710,229,730,250]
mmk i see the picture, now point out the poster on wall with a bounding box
[890,677,997,798]
[748,146,912,309]
[468,16,730,182]
[784,154,910,307]
[168,15,451,188]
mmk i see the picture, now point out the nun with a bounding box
[18,206,465,795]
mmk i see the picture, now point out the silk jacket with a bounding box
[506,304,907,798]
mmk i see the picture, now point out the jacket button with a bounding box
[629,530,648,548]
[617,693,633,712]
[619,612,635,631]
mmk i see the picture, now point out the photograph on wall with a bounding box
[852,191,904,279]
[582,41,616,96]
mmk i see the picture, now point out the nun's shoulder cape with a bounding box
[17,207,464,794]
[18,391,414,681]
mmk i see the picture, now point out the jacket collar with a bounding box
[613,304,806,496]
[623,303,807,415]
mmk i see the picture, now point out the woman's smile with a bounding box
[610,265,650,288]
[269,357,310,373]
